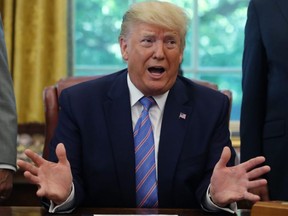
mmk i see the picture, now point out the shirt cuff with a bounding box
[0,164,16,172]
[202,184,237,214]
[48,183,76,213]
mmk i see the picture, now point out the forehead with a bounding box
[130,22,179,38]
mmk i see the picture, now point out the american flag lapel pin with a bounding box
[179,112,187,120]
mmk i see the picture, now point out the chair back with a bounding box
[42,76,232,159]
[42,76,101,159]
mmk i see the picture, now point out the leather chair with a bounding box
[42,75,232,159]
[42,76,101,159]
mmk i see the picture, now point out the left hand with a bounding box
[210,146,271,207]
[0,169,13,201]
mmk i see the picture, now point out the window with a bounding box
[73,0,249,133]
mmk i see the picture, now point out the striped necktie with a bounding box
[134,96,158,208]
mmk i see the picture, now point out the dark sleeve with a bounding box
[240,0,267,162]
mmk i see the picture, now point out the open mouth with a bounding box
[148,66,165,74]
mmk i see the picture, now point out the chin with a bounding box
[146,87,168,96]
[143,80,173,95]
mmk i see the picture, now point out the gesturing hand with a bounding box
[17,143,73,205]
[210,146,271,207]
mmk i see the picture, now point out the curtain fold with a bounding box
[0,0,68,124]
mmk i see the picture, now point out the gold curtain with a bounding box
[0,0,68,124]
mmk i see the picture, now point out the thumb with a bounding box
[56,143,69,165]
[215,146,231,169]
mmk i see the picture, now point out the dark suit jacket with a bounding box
[49,69,235,209]
[240,0,288,200]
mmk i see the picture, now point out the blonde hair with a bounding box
[119,1,189,51]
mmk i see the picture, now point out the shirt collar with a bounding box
[127,73,169,111]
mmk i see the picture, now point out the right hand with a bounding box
[17,143,73,205]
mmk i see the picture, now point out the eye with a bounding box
[140,38,154,47]
[143,38,153,43]
[167,40,176,45]
[166,39,177,49]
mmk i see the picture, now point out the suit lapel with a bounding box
[275,0,288,25]
[103,71,136,206]
[157,79,194,207]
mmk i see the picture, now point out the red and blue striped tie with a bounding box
[134,96,158,208]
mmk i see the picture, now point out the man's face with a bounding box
[120,22,183,96]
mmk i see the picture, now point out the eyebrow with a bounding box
[141,31,178,38]
[141,31,155,37]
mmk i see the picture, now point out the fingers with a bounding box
[215,146,231,169]
[17,159,40,184]
[56,143,69,166]
[23,149,46,167]
[23,171,40,185]
[36,187,46,197]
[22,171,46,197]
[241,156,266,171]
[243,191,261,203]
[244,166,270,203]
[17,159,38,176]
[247,165,271,180]
[248,178,268,189]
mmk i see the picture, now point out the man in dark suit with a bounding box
[0,14,17,201]
[18,1,270,213]
[240,0,288,201]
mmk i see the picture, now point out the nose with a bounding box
[153,41,165,60]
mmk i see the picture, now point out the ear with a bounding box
[119,37,129,61]
[179,52,183,64]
